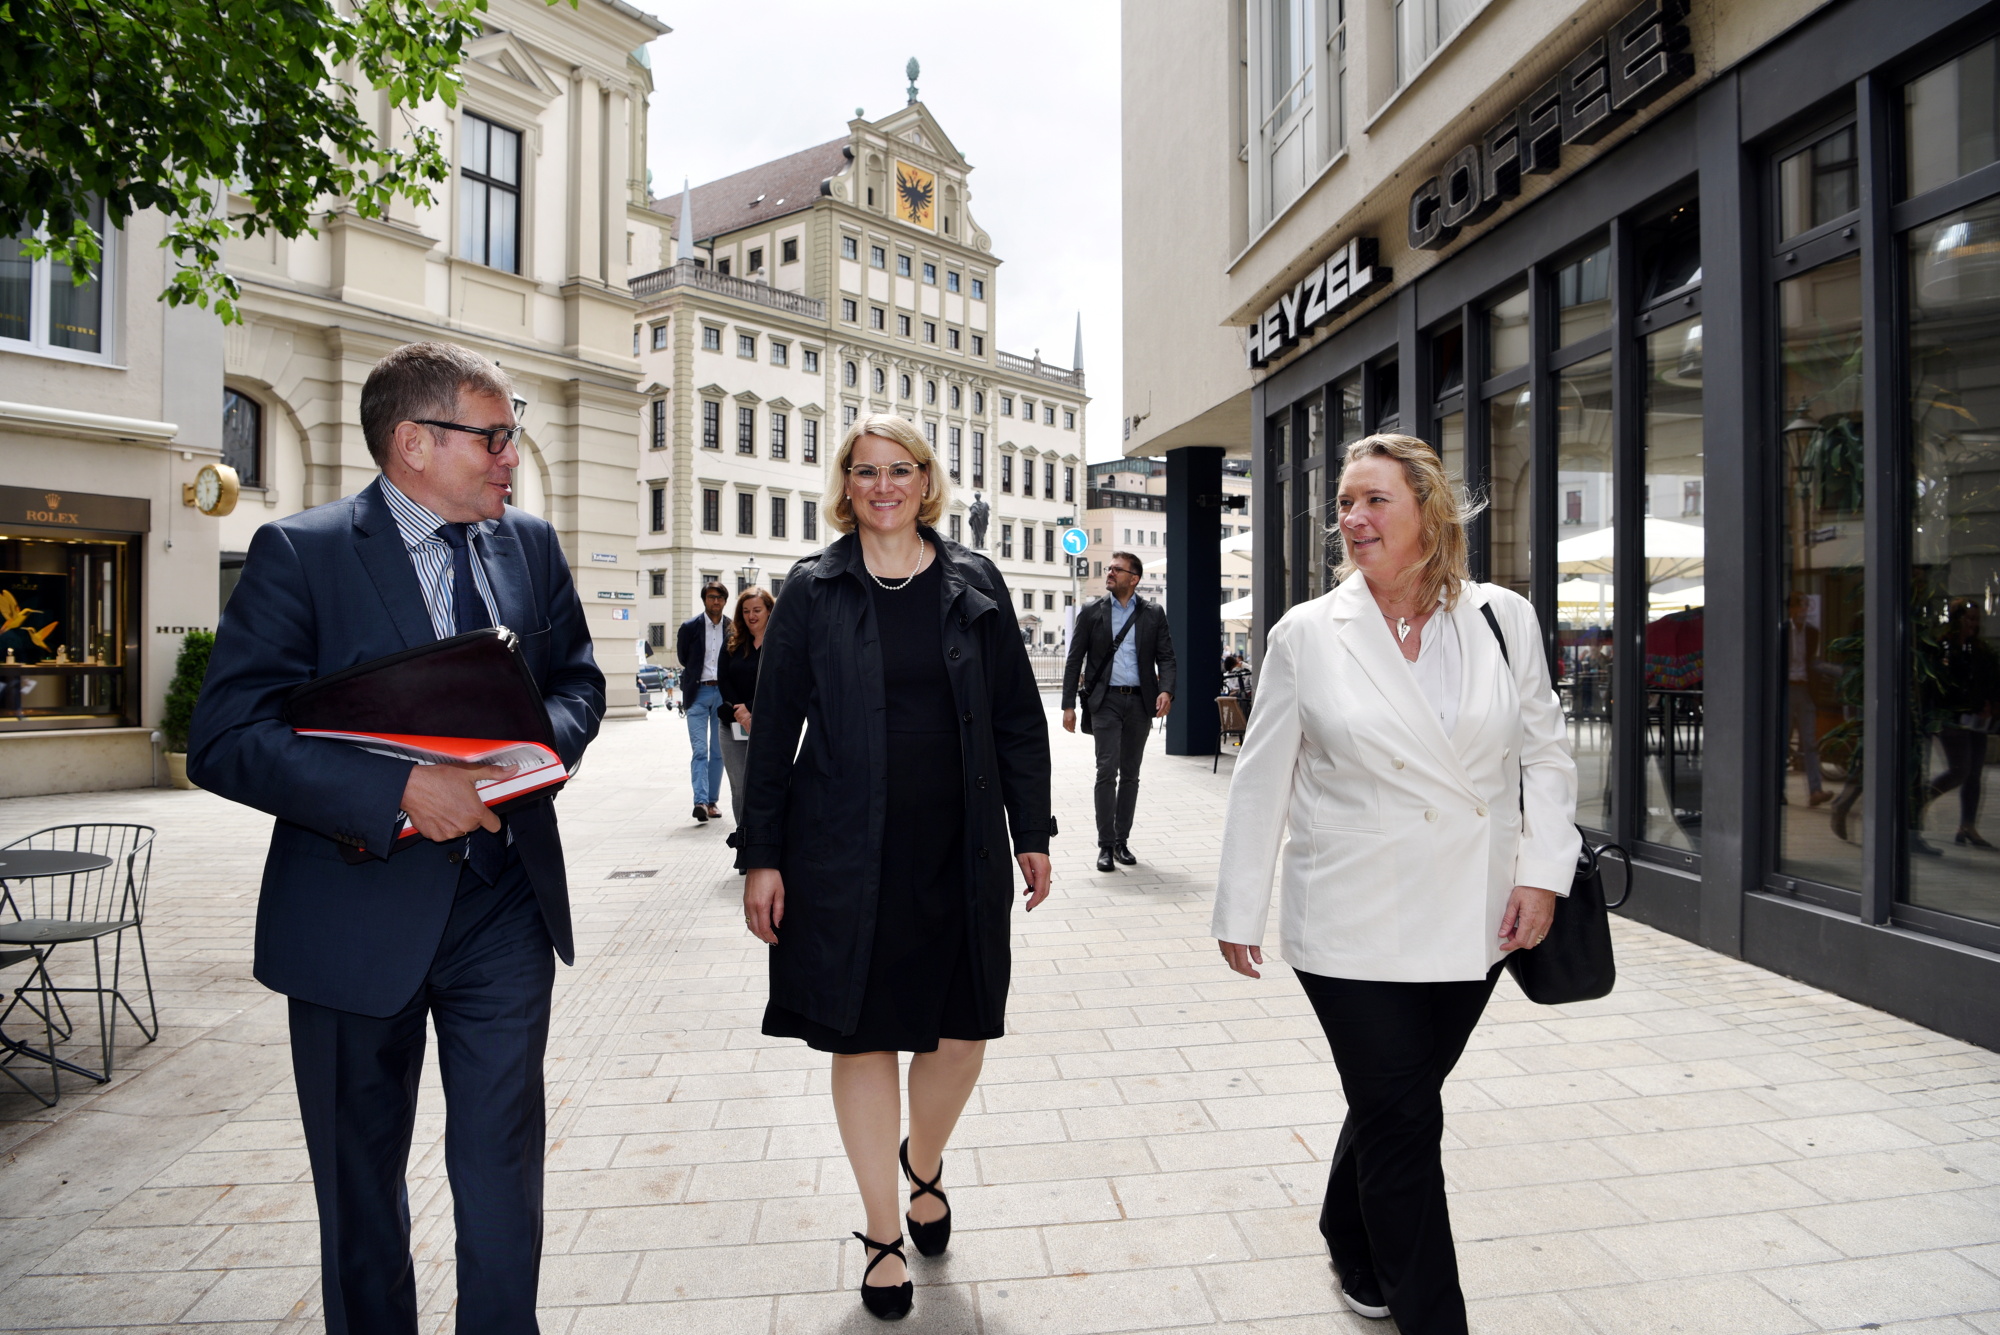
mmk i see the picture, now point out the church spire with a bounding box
[675,178,694,260]
[1073,313,1084,371]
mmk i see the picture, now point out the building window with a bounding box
[738,333,757,359]
[1001,455,1014,494]
[924,321,937,344]
[845,360,859,388]
[702,325,722,351]
[737,491,755,535]
[949,427,963,481]
[649,398,667,450]
[874,367,888,393]
[1063,410,1075,430]
[802,499,818,542]
[1044,405,1056,426]
[842,298,859,322]
[1000,523,1013,558]
[898,314,912,337]
[220,389,263,489]
[950,513,962,543]
[1044,462,1056,499]
[923,262,937,283]
[771,494,788,538]
[1023,590,1035,609]
[1022,525,1034,560]
[737,405,756,454]
[771,412,788,459]
[925,380,937,405]
[747,247,764,273]
[781,238,798,264]
[1001,395,1014,416]
[702,490,720,531]
[871,307,886,330]
[971,279,985,299]
[647,622,667,648]
[1043,527,1055,562]
[843,236,859,260]
[802,348,819,373]
[925,421,937,451]
[947,271,961,293]
[702,400,721,449]
[1682,480,1703,517]
[972,391,984,414]
[1779,125,1859,241]
[900,374,913,399]
[651,324,668,351]
[802,417,819,463]
[649,569,667,597]
[1022,399,1035,420]
[1064,467,1075,502]
[871,245,886,268]
[972,431,986,488]
[716,257,731,276]
[844,405,858,426]
[649,484,667,533]
[949,386,961,410]
[971,335,984,356]
[460,114,521,273]
[897,254,912,277]
[948,328,961,350]
[771,342,788,367]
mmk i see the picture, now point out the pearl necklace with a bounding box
[867,542,929,591]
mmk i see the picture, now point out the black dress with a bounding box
[761,556,997,1053]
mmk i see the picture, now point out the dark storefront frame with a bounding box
[1247,0,2000,1048]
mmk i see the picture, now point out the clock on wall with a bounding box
[183,463,241,516]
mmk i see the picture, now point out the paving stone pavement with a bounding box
[2,699,1999,1334]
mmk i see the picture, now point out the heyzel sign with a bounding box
[1407,0,1694,252]
[1247,236,1390,369]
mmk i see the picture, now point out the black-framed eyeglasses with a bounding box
[412,419,523,453]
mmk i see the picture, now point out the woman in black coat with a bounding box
[716,583,772,838]
[741,413,1053,1321]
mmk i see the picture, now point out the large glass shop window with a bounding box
[1289,394,1328,604]
[1556,352,1616,833]
[0,534,130,726]
[1486,285,1533,602]
[1642,317,1706,850]
[1777,256,1865,891]
[1906,195,2000,928]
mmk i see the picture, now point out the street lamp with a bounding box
[738,561,761,593]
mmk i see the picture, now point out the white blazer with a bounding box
[1212,578,1580,983]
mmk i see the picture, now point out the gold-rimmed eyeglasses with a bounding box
[845,462,927,484]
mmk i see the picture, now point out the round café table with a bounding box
[0,847,117,1094]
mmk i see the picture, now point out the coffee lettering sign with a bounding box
[1246,237,1391,369]
[1407,0,1693,252]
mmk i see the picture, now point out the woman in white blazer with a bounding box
[1213,434,1579,1334]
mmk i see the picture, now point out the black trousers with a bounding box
[1296,962,1503,1335]
[290,851,555,1335]
[1092,689,1151,846]
[1930,725,1987,828]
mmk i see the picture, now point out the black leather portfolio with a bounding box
[283,627,556,749]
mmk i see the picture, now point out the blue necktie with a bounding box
[437,523,504,884]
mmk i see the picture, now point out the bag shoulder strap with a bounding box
[1480,599,1509,666]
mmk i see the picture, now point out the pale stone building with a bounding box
[624,93,1089,653]
[216,0,669,716]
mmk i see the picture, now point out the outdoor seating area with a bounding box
[0,823,158,1106]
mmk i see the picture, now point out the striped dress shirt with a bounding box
[377,476,503,638]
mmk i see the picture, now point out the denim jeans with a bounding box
[685,684,724,806]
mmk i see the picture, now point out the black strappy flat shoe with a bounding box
[852,1231,912,1320]
[900,1137,952,1257]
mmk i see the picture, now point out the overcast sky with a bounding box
[626,0,1124,461]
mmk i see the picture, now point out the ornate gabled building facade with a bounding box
[626,92,1090,651]
[217,0,669,716]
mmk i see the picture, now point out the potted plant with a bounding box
[160,629,215,790]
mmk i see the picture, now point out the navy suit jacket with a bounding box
[189,479,605,1016]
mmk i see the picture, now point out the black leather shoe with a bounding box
[1335,1263,1390,1319]
[853,1232,913,1320]
[900,1137,952,1257]
[693,806,709,823]
[1096,847,1116,873]
[1112,842,1137,866]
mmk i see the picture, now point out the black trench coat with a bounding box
[739,529,1054,1037]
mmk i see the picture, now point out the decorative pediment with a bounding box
[767,396,795,412]
[798,402,824,417]
[462,31,562,123]
[733,389,762,405]
[697,383,728,398]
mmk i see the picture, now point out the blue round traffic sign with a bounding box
[1061,528,1089,556]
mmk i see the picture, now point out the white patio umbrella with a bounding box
[1555,519,1705,583]
[1220,594,1254,621]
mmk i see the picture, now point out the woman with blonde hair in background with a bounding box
[739,412,1053,1320]
[1212,433,1579,1334]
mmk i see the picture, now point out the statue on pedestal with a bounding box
[967,492,990,549]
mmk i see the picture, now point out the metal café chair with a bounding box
[0,946,61,1106]
[0,824,159,1080]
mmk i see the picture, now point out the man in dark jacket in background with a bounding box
[676,581,730,823]
[1062,551,1177,872]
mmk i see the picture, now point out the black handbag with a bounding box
[1478,602,1633,1005]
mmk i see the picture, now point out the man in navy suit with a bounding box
[190,342,605,1335]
